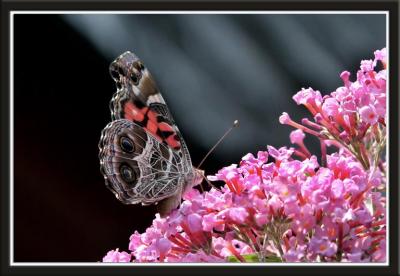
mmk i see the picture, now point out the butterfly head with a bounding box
[194,168,205,185]
[183,168,205,194]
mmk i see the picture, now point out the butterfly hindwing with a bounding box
[99,119,185,204]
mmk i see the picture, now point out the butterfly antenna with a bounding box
[197,120,239,169]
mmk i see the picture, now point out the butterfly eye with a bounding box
[120,164,136,183]
[120,136,135,153]
[130,72,138,84]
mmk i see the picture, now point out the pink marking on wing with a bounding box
[124,102,148,122]
[147,110,158,124]
[158,122,175,132]
[166,135,181,149]
[146,120,158,136]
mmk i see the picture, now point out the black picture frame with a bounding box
[1,1,398,275]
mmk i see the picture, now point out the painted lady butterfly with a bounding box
[98,51,204,216]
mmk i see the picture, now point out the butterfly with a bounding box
[98,51,204,216]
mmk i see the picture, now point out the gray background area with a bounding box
[63,14,386,162]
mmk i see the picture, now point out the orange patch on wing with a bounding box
[144,120,163,142]
[158,122,174,132]
[124,102,148,122]
[165,135,181,149]
[124,102,181,149]
[146,120,158,135]
[147,110,158,124]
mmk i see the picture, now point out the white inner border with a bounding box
[9,10,390,267]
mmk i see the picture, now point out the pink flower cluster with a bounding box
[102,48,387,263]
[280,48,387,171]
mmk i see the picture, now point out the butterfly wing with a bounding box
[99,51,198,214]
[99,119,187,205]
[109,51,191,162]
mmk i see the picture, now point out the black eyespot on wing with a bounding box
[110,63,125,79]
[137,62,145,71]
[117,66,124,75]
[120,136,135,153]
[120,163,136,183]
[110,69,120,80]
[130,72,138,84]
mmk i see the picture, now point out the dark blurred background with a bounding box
[14,14,386,262]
